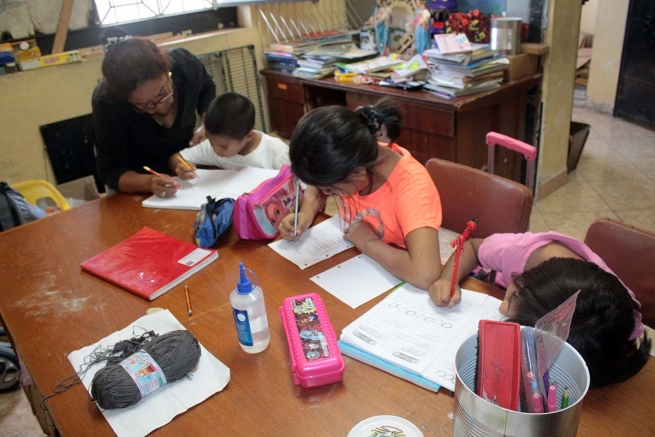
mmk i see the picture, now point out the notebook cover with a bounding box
[81,227,218,300]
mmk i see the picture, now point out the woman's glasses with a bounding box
[131,77,174,113]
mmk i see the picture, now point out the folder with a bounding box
[81,227,218,300]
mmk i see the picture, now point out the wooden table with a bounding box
[262,70,542,183]
[0,195,653,436]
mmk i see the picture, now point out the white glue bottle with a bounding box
[230,262,270,353]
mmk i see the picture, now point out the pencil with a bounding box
[143,166,180,188]
[177,155,198,178]
[561,387,569,409]
[185,285,192,316]
[293,178,300,237]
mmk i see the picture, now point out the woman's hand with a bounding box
[278,210,315,242]
[174,160,197,180]
[428,278,461,308]
[148,175,179,198]
[343,220,378,249]
[189,125,206,146]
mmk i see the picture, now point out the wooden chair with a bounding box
[584,218,655,328]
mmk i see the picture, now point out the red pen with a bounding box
[449,218,478,299]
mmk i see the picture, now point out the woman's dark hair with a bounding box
[508,257,651,388]
[204,92,255,139]
[368,97,402,143]
[101,38,170,100]
[289,98,401,187]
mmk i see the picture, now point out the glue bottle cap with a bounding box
[237,262,253,294]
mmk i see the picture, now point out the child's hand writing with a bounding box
[343,220,378,250]
[175,161,197,180]
[428,278,461,308]
[278,211,314,242]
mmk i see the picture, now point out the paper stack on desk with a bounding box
[68,310,230,437]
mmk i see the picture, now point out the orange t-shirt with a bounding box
[338,144,442,249]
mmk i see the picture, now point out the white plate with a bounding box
[348,415,424,437]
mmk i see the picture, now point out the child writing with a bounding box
[171,92,290,176]
[278,99,443,290]
[428,231,651,388]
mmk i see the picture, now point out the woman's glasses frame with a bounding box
[131,75,174,114]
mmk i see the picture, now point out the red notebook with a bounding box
[81,227,218,300]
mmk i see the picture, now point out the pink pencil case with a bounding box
[279,293,345,388]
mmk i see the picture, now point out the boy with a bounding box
[171,92,289,178]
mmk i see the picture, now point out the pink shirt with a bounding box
[478,232,644,340]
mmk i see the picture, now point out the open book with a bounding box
[142,167,279,210]
[339,283,504,391]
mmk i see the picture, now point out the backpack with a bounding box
[233,165,303,240]
[0,182,46,232]
[193,196,235,248]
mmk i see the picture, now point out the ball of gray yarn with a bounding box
[91,330,201,409]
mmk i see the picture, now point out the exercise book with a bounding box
[340,284,504,391]
[142,167,279,210]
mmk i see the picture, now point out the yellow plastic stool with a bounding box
[12,180,70,212]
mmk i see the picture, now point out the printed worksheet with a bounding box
[268,215,354,269]
[340,284,503,390]
[310,254,402,308]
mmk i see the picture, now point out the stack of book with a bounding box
[292,55,336,80]
[423,36,508,98]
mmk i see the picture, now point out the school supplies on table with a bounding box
[81,227,218,300]
[449,218,478,298]
[142,167,279,211]
[67,310,230,437]
[476,320,521,410]
[177,155,198,178]
[279,293,345,388]
[340,284,504,392]
[268,215,354,269]
[310,254,401,309]
[185,285,192,316]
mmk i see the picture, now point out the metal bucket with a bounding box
[490,18,522,55]
[453,328,590,437]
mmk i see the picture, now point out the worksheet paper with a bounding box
[340,284,503,391]
[310,254,402,308]
[142,167,279,210]
[67,310,230,437]
[268,215,354,269]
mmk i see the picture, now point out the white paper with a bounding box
[67,310,230,437]
[268,215,354,269]
[340,284,503,391]
[142,167,279,210]
[311,254,402,308]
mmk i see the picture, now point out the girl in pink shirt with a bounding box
[278,99,443,290]
[429,232,650,388]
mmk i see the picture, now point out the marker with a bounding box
[143,166,180,187]
[185,285,192,316]
[547,385,557,412]
[532,393,544,413]
[176,155,198,178]
[561,387,569,409]
[293,178,300,237]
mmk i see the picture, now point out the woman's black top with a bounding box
[92,48,216,190]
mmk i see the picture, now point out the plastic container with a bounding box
[490,18,522,55]
[279,293,345,387]
[453,327,590,437]
[230,262,270,353]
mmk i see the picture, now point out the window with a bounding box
[95,0,218,26]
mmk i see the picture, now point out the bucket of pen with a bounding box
[453,327,590,437]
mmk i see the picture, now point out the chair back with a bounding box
[584,218,655,328]
[426,158,533,239]
[12,180,70,212]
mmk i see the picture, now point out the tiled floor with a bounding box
[1,106,653,436]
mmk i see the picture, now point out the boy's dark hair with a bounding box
[289,98,402,188]
[508,257,651,388]
[204,92,255,139]
[101,38,170,100]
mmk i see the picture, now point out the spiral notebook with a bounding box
[81,227,218,300]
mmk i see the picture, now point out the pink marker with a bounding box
[547,385,557,412]
[533,393,544,413]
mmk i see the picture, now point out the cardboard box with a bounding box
[504,54,538,82]
[520,43,549,55]
[57,176,102,207]
[19,50,81,71]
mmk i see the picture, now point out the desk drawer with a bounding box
[346,92,455,137]
[266,76,305,104]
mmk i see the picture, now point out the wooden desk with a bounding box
[1,196,653,436]
[262,70,542,183]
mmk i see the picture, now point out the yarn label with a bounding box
[118,350,167,398]
[232,308,253,346]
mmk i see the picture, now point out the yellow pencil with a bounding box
[185,285,193,316]
[177,155,199,178]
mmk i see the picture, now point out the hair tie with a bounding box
[356,105,381,135]
[104,35,132,53]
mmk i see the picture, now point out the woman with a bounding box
[92,38,216,196]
